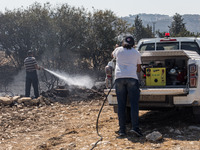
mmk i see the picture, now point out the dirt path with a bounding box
[0,99,200,150]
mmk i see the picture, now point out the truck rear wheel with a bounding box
[193,106,200,123]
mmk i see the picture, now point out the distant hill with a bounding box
[122,14,200,33]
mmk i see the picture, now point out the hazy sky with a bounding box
[1,0,200,17]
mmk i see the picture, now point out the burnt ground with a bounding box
[0,96,200,150]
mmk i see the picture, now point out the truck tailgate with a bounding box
[104,88,188,96]
[104,88,188,105]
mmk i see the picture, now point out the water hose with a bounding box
[90,82,115,150]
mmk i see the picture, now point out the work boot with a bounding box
[130,128,143,137]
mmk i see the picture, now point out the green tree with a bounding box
[133,15,143,43]
[157,13,200,37]
[0,2,53,70]
[144,24,154,38]
[169,13,188,36]
[0,3,133,79]
[47,4,88,73]
[156,30,167,38]
[83,10,131,78]
[133,15,154,43]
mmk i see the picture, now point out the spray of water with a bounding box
[44,68,94,89]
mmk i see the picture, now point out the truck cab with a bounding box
[104,34,200,120]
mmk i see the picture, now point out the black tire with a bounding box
[193,106,200,123]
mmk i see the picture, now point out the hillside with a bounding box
[122,13,200,33]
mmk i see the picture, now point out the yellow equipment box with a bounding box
[146,68,166,86]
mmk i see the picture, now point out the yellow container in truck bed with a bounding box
[146,68,166,86]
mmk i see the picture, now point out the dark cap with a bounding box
[123,36,135,46]
[27,50,33,56]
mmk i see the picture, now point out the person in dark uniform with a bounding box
[24,50,41,98]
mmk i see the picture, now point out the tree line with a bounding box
[0,3,199,79]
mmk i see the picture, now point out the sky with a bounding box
[1,0,200,17]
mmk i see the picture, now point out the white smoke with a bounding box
[2,70,26,96]
[44,68,94,89]
[0,68,95,96]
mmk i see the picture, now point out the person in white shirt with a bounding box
[112,36,142,137]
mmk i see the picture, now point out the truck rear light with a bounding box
[190,77,197,87]
[190,73,196,77]
[107,75,112,78]
[189,64,198,88]
[190,65,196,73]
[105,65,113,89]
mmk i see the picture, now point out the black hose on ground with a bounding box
[90,82,115,150]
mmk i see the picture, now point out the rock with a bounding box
[146,131,163,142]
[188,126,200,131]
[17,97,32,104]
[150,143,161,148]
[101,141,111,145]
[54,89,69,97]
[17,104,23,108]
[28,99,39,106]
[174,129,182,134]
[168,127,174,133]
[176,135,184,140]
[12,96,21,102]
[67,142,76,148]
[0,97,13,105]
[169,129,174,132]
[37,96,46,105]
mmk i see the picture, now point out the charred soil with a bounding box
[0,96,200,150]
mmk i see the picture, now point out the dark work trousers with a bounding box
[115,78,140,132]
[25,70,39,98]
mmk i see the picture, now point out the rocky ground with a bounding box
[0,90,200,150]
